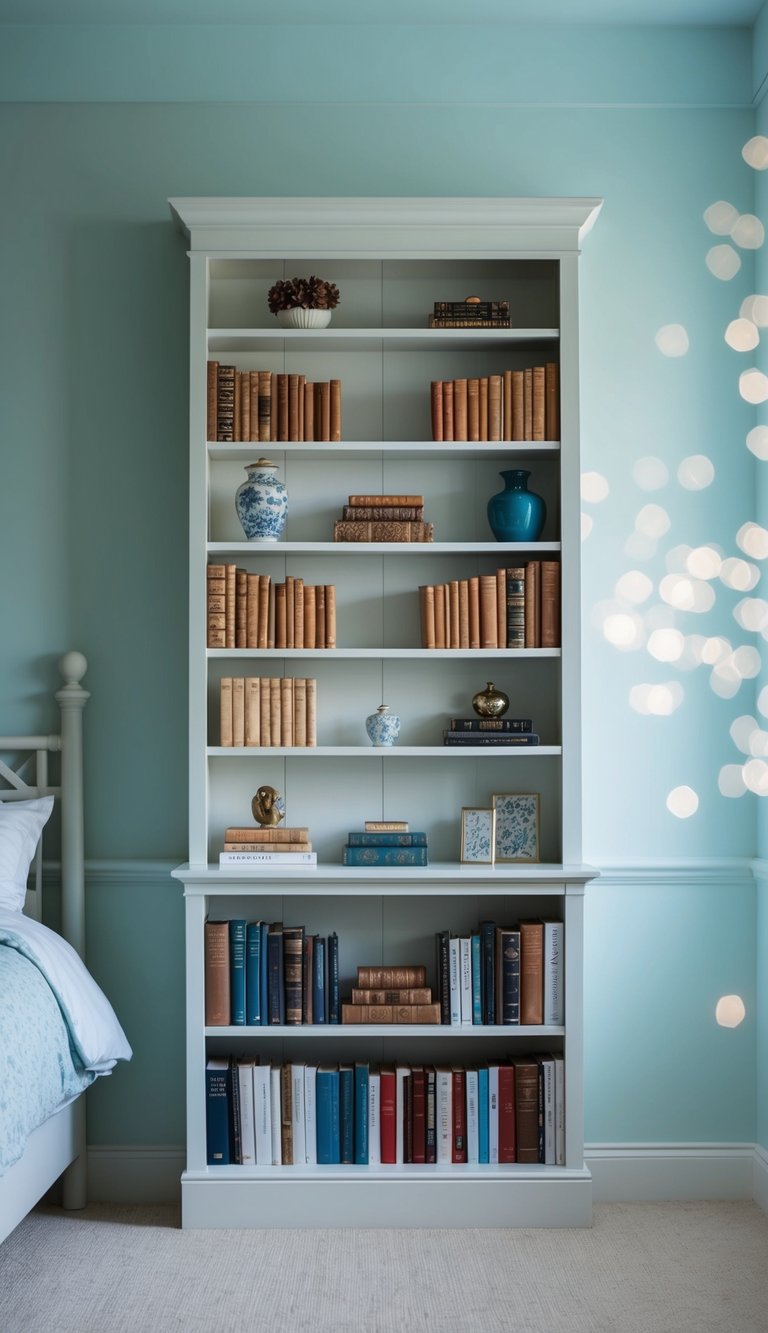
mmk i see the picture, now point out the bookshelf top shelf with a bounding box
[206,648,562,660]
[207,442,561,461]
[207,745,563,758]
[206,542,562,556]
[174,862,596,892]
[205,1024,565,1038]
[207,327,560,353]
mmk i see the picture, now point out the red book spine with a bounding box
[380,1068,396,1164]
[498,1064,517,1163]
[452,1069,467,1164]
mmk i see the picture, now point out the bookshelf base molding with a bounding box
[181,1169,593,1229]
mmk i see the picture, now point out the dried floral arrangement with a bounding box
[267,276,341,314]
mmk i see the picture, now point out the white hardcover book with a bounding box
[236,1059,256,1165]
[395,1065,410,1165]
[488,1064,500,1165]
[291,1064,306,1165]
[304,1065,317,1165]
[253,1064,272,1165]
[459,937,473,1026]
[270,1065,282,1165]
[219,851,317,866]
[448,937,461,1027]
[554,1055,565,1165]
[466,1067,479,1164]
[543,920,564,1025]
[436,1067,453,1164]
[541,1057,555,1165]
[369,1071,381,1166]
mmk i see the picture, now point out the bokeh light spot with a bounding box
[666,785,699,818]
[715,995,746,1027]
[703,200,740,234]
[678,456,715,490]
[731,214,765,250]
[655,324,689,357]
[647,628,685,662]
[706,244,741,279]
[719,765,748,798]
[615,570,654,604]
[632,457,669,491]
[742,136,768,170]
[747,425,768,459]
[739,369,768,403]
[725,318,759,351]
[581,471,609,503]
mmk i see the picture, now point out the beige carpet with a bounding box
[1,1201,766,1333]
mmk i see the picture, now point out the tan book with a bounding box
[479,376,489,440]
[533,364,546,441]
[258,370,272,442]
[442,583,451,650]
[298,374,306,442]
[315,585,326,649]
[313,382,322,441]
[225,826,310,842]
[274,582,287,649]
[233,370,241,441]
[204,921,230,1025]
[443,380,454,441]
[303,380,314,442]
[333,521,433,543]
[293,678,307,747]
[419,585,436,649]
[225,564,236,648]
[224,841,311,853]
[519,920,545,1025]
[341,1004,441,1025]
[320,381,331,442]
[207,563,226,647]
[453,379,468,441]
[502,369,513,441]
[430,380,443,442]
[280,678,294,747]
[245,677,261,747]
[351,989,432,1005]
[277,373,289,442]
[468,576,480,649]
[467,378,480,442]
[524,367,533,441]
[280,1064,293,1165]
[219,677,233,747]
[364,821,409,831]
[325,584,337,649]
[249,371,259,442]
[288,373,300,441]
[232,677,245,747]
[240,370,251,443]
[479,575,498,649]
[330,379,342,442]
[357,966,426,988]
[545,361,559,441]
[541,561,561,648]
[303,584,316,649]
[524,561,541,648]
[235,568,247,648]
[489,375,502,442]
[347,495,425,507]
[246,573,259,649]
[496,567,507,649]
[285,576,295,649]
[206,361,218,442]
[434,582,446,649]
[344,505,425,521]
[306,677,317,747]
[270,676,281,747]
[257,574,270,649]
[511,369,525,440]
[294,578,304,649]
[260,676,271,748]
[449,581,460,650]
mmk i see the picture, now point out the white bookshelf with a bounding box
[171,196,600,1228]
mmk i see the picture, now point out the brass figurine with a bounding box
[251,785,286,827]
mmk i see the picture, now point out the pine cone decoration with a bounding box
[268,275,340,314]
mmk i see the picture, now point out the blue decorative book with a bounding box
[471,934,482,1025]
[354,1062,369,1164]
[342,846,429,867]
[245,922,261,1026]
[478,1066,489,1164]
[205,1058,231,1165]
[259,921,269,1026]
[339,1065,354,1164]
[313,936,326,1024]
[229,920,247,1026]
[347,832,428,847]
[327,932,340,1024]
[480,920,496,1025]
[316,1066,340,1164]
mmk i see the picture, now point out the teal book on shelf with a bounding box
[316,1066,340,1165]
[229,920,247,1026]
[205,1058,231,1165]
[342,846,429,867]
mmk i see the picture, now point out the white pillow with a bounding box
[0,796,55,911]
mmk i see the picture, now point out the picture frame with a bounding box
[460,807,496,864]
[492,793,540,863]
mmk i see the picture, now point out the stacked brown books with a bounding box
[222,827,312,853]
[333,494,433,543]
[430,362,558,442]
[206,565,336,649]
[219,676,317,747]
[428,299,510,329]
[207,363,342,443]
[342,965,440,1024]
[418,561,560,649]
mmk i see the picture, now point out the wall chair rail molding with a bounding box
[595,859,755,888]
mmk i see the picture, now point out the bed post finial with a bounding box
[58,651,88,689]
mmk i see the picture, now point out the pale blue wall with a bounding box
[0,18,762,1160]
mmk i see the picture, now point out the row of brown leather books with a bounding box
[418,561,560,650]
[207,565,337,649]
[342,965,440,1024]
[430,363,558,442]
[332,494,433,543]
[207,362,341,442]
[219,676,317,748]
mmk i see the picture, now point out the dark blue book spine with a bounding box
[346,832,428,846]
[471,933,482,1025]
[501,929,521,1024]
[339,1066,354,1164]
[205,1061,231,1165]
[342,846,429,866]
[313,936,326,1024]
[480,921,496,1025]
[245,923,261,1026]
[259,921,269,1026]
[268,929,285,1025]
[436,930,450,1024]
[354,1062,369,1164]
[448,717,533,732]
[327,932,340,1024]
[229,920,247,1026]
[315,1069,340,1164]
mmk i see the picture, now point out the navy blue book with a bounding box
[259,921,269,1026]
[354,1062,369,1164]
[342,846,428,867]
[229,920,247,1026]
[471,933,482,1025]
[316,1066,340,1164]
[435,930,450,1024]
[313,935,326,1024]
[339,1064,354,1164]
[448,717,533,732]
[498,927,521,1025]
[267,923,285,1025]
[205,1058,231,1165]
[347,832,428,847]
[480,920,496,1025]
[327,932,340,1025]
[245,922,261,1026]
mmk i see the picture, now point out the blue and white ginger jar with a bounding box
[365,704,401,747]
[235,458,288,542]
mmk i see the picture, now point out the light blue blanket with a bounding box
[0,946,95,1174]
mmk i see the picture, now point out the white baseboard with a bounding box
[754,1146,768,1213]
[87,1147,184,1205]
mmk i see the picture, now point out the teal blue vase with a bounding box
[487,469,546,542]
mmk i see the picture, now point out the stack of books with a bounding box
[219,826,317,866]
[419,561,560,649]
[443,717,539,748]
[430,362,558,442]
[333,494,433,543]
[219,677,317,747]
[342,822,429,867]
[204,919,338,1026]
[435,919,563,1026]
[207,363,342,443]
[206,565,337,650]
[342,965,440,1024]
[428,299,510,329]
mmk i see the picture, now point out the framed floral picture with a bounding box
[460,807,496,864]
[492,793,540,863]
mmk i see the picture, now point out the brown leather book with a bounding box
[489,375,502,442]
[245,677,260,747]
[285,576,295,649]
[545,361,559,441]
[325,585,337,648]
[496,567,507,649]
[452,1068,467,1163]
[502,369,513,441]
[207,563,226,647]
[320,381,331,442]
[420,585,436,649]
[458,580,470,649]
[216,364,235,441]
[280,1065,293,1164]
[330,379,342,441]
[258,370,272,442]
[224,840,311,852]
[343,505,424,521]
[449,581,460,649]
[519,920,544,1024]
[533,365,546,441]
[274,582,287,649]
[288,374,300,441]
[277,374,289,442]
[511,369,525,440]
[204,921,230,1025]
[524,367,533,441]
[224,827,310,842]
[219,677,233,747]
[269,676,281,747]
[259,676,271,747]
[434,582,446,648]
[256,574,270,649]
[306,677,317,746]
[239,371,251,443]
[303,584,316,649]
[280,678,294,747]
[315,585,326,649]
[341,1003,440,1024]
[283,926,304,1026]
[298,374,306,442]
[348,494,425,507]
[357,966,426,988]
[442,584,451,649]
[293,678,307,746]
[525,561,541,648]
[232,677,245,747]
[507,565,526,649]
[303,380,314,442]
[235,569,247,648]
[249,371,259,442]
[333,521,433,542]
[246,573,259,649]
[469,576,481,649]
[453,378,468,441]
[467,378,480,442]
[351,988,432,1004]
[479,377,489,441]
[225,564,236,648]
[206,361,218,442]
[512,1059,540,1163]
[443,381,454,441]
[479,575,498,648]
[541,561,561,647]
[233,371,241,441]
[431,381,443,441]
[294,578,304,649]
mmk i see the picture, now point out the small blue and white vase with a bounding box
[487,468,546,542]
[365,704,401,747]
[235,458,288,542]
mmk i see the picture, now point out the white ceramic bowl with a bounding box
[276,308,332,329]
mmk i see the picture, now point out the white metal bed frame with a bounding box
[0,651,89,1244]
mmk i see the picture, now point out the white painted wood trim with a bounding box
[587,1143,757,1204]
[596,859,755,886]
[754,1145,768,1214]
